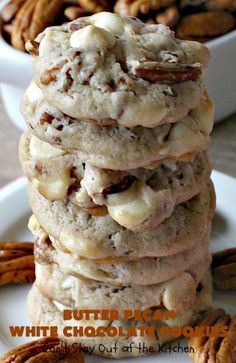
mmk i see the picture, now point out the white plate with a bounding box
[0,172,236,362]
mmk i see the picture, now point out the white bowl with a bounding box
[0,0,236,130]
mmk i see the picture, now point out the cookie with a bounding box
[28,182,215,260]
[32,219,211,285]
[25,13,211,128]
[27,272,213,358]
[21,86,214,170]
[20,133,211,232]
[35,255,211,313]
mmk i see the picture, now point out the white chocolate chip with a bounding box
[70,24,116,50]
[26,82,43,103]
[29,135,66,159]
[38,30,61,56]
[107,184,160,229]
[168,117,204,152]
[90,12,124,34]
[32,169,71,201]
[62,276,76,289]
[28,215,47,240]
[60,234,101,258]
[191,95,214,134]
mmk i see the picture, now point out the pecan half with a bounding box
[0,241,35,287]
[133,62,201,82]
[207,0,236,10]
[114,0,175,17]
[176,11,236,41]
[77,0,110,13]
[212,248,236,290]
[11,0,64,51]
[1,0,25,23]
[3,24,14,35]
[101,175,136,196]
[10,0,35,51]
[156,5,180,28]
[188,309,236,363]
[64,6,87,20]
[1,337,84,363]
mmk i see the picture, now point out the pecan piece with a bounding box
[0,241,35,287]
[26,40,40,56]
[1,337,84,363]
[40,67,59,85]
[40,112,54,125]
[176,11,236,41]
[133,62,201,82]
[83,117,117,126]
[80,205,108,216]
[101,175,136,196]
[78,0,110,13]
[188,309,236,363]
[212,248,236,290]
[114,0,175,17]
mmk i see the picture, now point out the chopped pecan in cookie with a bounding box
[40,67,60,85]
[132,61,201,82]
[101,175,136,196]
[40,112,55,125]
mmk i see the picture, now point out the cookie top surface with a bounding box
[26,12,210,127]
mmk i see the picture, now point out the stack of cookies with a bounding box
[19,12,215,358]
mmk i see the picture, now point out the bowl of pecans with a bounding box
[0,0,236,129]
